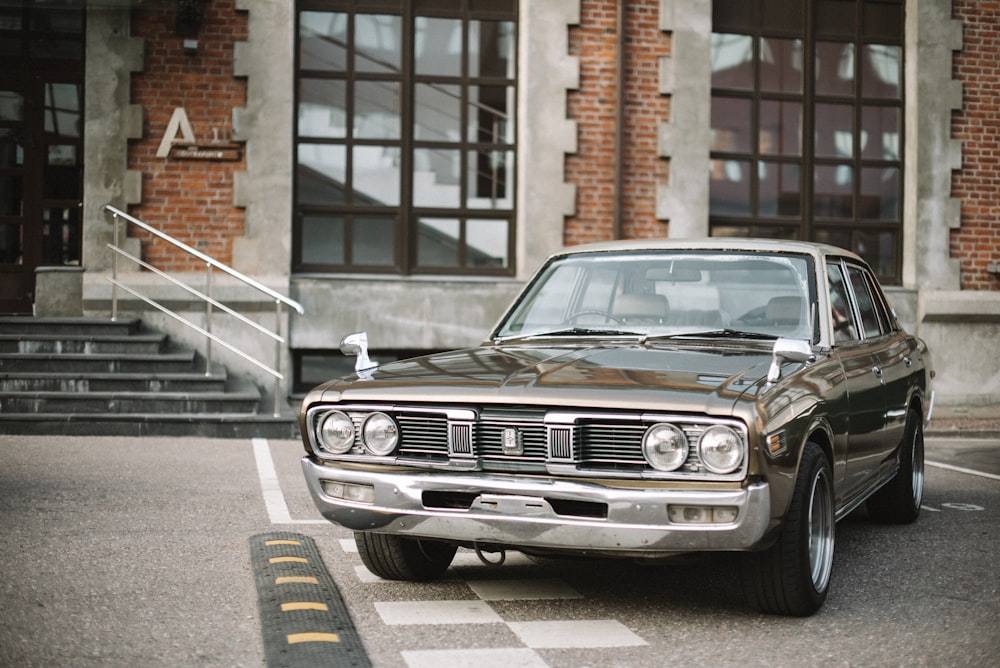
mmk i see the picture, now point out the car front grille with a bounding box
[374,405,743,478]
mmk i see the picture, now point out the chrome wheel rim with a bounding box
[808,467,835,592]
[911,427,925,508]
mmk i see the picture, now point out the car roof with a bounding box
[548,237,865,265]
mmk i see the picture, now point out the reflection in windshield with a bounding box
[495,251,815,342]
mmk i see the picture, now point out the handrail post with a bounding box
[204,262,213,376]
[273,299,284,418]
[111,213,119,321]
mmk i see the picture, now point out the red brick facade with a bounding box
[128,1,247,271]
[565,0,671,246]
[950,0,1000,290]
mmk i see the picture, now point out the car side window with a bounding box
[827,262,860,342]
[846,264,886,338]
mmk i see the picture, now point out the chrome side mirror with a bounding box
[767,338,814,384]
[340,331,378,375]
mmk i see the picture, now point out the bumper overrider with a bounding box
[301,457,771,554]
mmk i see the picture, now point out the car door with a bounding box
[827,260,886,498]
[845,263,911,456]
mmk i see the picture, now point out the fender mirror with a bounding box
[340,331,379,376]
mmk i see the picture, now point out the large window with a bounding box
[710,0,903,283]
[294,0,517,275]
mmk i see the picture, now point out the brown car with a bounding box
[299,239,933,616]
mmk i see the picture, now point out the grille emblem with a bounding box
[502,427,523,456]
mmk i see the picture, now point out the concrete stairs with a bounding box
[0,317,299,438]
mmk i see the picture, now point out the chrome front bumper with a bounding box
[301,457,772,554]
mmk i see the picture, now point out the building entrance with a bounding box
[0,3,85,314]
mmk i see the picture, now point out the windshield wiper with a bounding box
[497,327,642,342]
[641,329,778,343]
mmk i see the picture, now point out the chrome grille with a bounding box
[396,413,449,460]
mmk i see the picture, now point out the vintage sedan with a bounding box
[299,239,933,616]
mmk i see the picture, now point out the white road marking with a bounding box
[467,578,582,601]
[926,459,1000,481]
[252,438,326,524]
[507,620,647,649]
[375,600,504,625]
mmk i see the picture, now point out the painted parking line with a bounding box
[249,532,371,667]
[926,459,1000,482]
[252,438,326,525]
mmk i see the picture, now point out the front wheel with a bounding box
[355,532,457,581]
[867,411,924,524]
[740,442,835,616]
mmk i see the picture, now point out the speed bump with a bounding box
[250,532,371,667]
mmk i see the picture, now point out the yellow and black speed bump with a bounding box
[250,532,371,667]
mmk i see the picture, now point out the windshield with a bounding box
[494,251,816,341]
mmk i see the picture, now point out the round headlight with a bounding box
[317,411,355,454]
[642,423,689,472]
[362,412,399,456]
[698,425,743,474]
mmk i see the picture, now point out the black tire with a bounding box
[740,442,835,616]
[354,532,457,581]
[867,411,924,524]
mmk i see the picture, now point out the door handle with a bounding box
[903,356,912,368]
[872,366,883,378]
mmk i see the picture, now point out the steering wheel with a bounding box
[564,310,625,325]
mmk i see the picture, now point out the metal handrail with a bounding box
[104,204,304,417]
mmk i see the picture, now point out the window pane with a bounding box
[298,79,346,138]
[712,224,799,240]
[860,167,899,221]
[0,91,23,120]
[417,217,459,267]
[468,85,512,143]
[0,223,22,264]
[352,216,395,265]
[760,99,801,156]
[813,164,853,219]
[415,83,460,141]
[43,144,79,199]
[815,0,855,39]
[467,219,508,268]
[860,106,899,160]
[413,148,460,207]
[815,103,854,158]
[711,97,752,153]
[301,214,345,265]
[760,38,802,94]
[467,149,512,209]
[41,207,80,266]
[354,145,400,206]
[863,3,903,41]
[298,144,346,205]
[710,159,751,215]
[711,34,753,91]
[761,1,804,33]
[814,227,851,251]
[0,128,24,167]
[847,265,883,338]
[415,17,461,76]
[355,14,401,74]
[815,41,854,96]
[469,20,515,78]
[354,80,400,139]
[759,162,801,217]
[827,262,860,341]
[300,11,347,71]
[858,230,895,280]
[0,175,22,215]
[44,83,81,138]
[861,45,901,99]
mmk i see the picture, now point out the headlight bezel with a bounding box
[361,411,400,456]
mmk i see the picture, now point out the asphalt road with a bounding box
[1,434,997,667]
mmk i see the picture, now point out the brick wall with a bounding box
[565,0,671,246]
[951,0,1000,291]
[128,1,248,272]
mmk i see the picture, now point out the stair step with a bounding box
[0,383,261,415]
[0,333,168,355]
[0,350,199,374]
[0,371,227,393]
[0,316,141,336]
[0,412,300,439]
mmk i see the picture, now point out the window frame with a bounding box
[710,0,905,285]
[292,0,518,277]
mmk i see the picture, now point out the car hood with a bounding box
[314,342,776,414]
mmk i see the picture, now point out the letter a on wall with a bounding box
[156,107,197,158]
